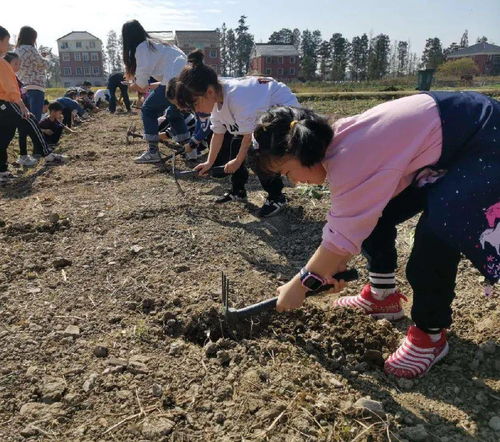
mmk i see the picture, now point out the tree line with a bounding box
[219,20,493,81]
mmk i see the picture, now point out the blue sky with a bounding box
[5,0,500,56]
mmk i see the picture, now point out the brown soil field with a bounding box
[0,111,498,441]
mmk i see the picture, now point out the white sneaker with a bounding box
[134,150,162,164]
[0,171,16,183]
[45,153,67,163]
[16,155,38,168]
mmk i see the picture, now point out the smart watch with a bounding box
[299,268,325,291]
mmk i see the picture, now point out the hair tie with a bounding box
[290,120,298,130]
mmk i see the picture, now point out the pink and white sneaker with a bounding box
[384,326,449,378]
[334,284,407,320]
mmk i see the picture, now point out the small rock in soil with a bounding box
[62,325,80,337]
[152,384,163,397]
[174,264,189,273]
[20,425,39,437]
[141,418,175,437]
[488,416,500,431]
[353,397,385,417]
[130,245,143,254]
[128,361,149,375]
[215,412,225,424]
[53,258,72,269]
[106,357,127,367]
[93,346,109,358]
[82,373,98,392]
[48,213,60,224]
[25,366,38,377]
[204,342,218,357]
[216,350,231,366]
[41,378,66,402]
[363,349,385,367]
[403,424,428,441]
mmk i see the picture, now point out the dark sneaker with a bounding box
[258,195,286,217]
[215,190,247,204]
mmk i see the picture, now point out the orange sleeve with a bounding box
[0,59,21,102]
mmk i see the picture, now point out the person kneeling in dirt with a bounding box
[252,92,499,379]
[127,78,212,161]
[39,101,76,148]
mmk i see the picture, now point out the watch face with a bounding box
[303,274,323,291]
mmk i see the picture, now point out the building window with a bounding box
[289,67,296,75]
[82,53,89,61]
[74,53,81,61]
[76,41,82,48]
[91,53,98,61]
[209,49,217,58]
[62,53,70,62]
[61,42,69,49]
[63,67,72,76]
[76,67,83,75]
[277,68,284,76]
[83,67,91,75]
[265,68,272,75]
[89,41,96,48]
[93,66,100,75]
[265,56,273,64]
[290,56,296,64]
[277,56,283,64]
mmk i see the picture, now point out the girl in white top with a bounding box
[121,20,189,164]
[175,50,299,217]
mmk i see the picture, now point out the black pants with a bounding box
[0,101,50,171]
[43,126,63,146]
[108,84,131,113]
[213,133,284,200]
[361,185,461,331]
[62,108,73,128]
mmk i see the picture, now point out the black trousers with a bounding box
[108,84,131,113]
[213,133,284,200]
[43,126,63,146]
[361,185,461,331]
[62,108,73,128]
[0,101,50,171]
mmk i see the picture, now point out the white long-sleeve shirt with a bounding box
[134,40,187,88]
[210,77,299,135]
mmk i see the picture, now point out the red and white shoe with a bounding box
[334,284,406,320]
[384,326,449,379]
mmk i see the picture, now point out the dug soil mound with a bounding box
[0,113,498,441]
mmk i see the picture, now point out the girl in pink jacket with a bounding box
[252,91,499,379]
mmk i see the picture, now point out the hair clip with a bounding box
[290,120,298,129]
[251,134,260,151]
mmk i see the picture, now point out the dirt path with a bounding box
[0,113,498,441]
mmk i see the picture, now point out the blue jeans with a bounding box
[141,85,189,143]
[25,89,45,122]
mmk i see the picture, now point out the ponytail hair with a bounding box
[122,19,156,78]
[253,106,334,171]
[175,49,221,110]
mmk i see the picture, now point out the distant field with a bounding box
[43,76,500,116]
